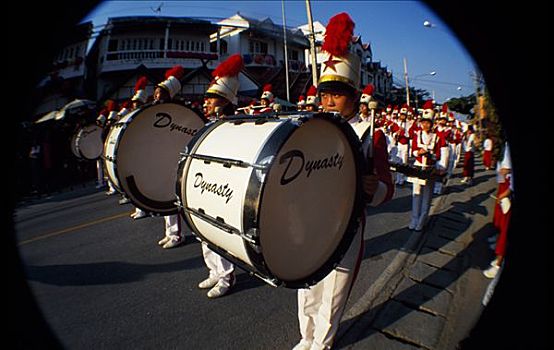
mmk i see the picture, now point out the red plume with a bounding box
[298,95,305,102]
[263,84,272,92]
[106,100,117,112]
[121,100,131,109]
[134,76,148,92]
[165,65,185,79]
[441,103,449,113]
[362,84,374,95]
[98,108,108,117]
[212,54,244,78]
[422,100,434,110]
[306,85,317,97]
[322,12,355,57]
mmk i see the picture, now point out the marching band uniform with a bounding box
[197,54,245,298]
[95,108,108,189]
[432,105,451,195]
[104,100,119,196]
[304,85,319,112]
[390,104,411,186]
[461,125,476,184]
[484,142,513,278]
[294,13,394,350]
[256,84,274,114]
[155,65,187,249]
[129,76,150,220]
[297,95,306,111]
[483,134,493,170]
[408,100,447,231]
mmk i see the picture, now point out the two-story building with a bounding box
[213,13,311,103]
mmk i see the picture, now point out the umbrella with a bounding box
[34,110,61,124]
[55,99,97,120]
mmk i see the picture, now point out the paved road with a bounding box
[15,162,496,349]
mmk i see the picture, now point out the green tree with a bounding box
[446,94,475,115]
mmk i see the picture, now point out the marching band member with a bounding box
[104,100,119,196]
[297,95,306,111]
[257,84,274,114]
[358,84,374,122]
[461,124,476,185]
[304,85,319,112]
[196,54,244,298]
[390,104,411,186]
[482,132,494,170]
[154,65,187,249]
[408,100,447,231]
[433,104,451,195]
[293,13,394,350]
[95,107,108,189]
[129,76,150,220]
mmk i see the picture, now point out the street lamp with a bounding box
[412,71,437,108]
[423,20,436,28]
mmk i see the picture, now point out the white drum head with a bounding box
[259,118,357,282]
[77,124,104,160]
[117,103,205,214]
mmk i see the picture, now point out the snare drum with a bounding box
[72,124,104,160]
[103,102,206,214]
[176,113,364,288]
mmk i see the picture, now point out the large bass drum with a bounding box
[103,102,206,215]
[176,113,364,288]
[71,124,104,160]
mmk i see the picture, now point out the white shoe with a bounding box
[158,236,170,246]
[132,212,147,220]
[483,264,500,279]
[207,281,232,298]
[106,190,117,196]
[162,238,184,249]
[292,339,313,350]
[198,277,219,289]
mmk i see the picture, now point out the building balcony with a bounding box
[100,50,219,72]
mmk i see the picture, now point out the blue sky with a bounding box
[82,0,477,104]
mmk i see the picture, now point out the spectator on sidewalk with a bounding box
[484,142,513,279]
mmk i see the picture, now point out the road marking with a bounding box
[18,211,132,246]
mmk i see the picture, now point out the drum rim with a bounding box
[76,124,103,160]
[102,113,136,194]
[254,112,365,288]
[115,102,206,215]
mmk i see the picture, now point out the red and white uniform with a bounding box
[433,125,452,194]
[462,131,476,179]
[409,129,447,230]
[483,137,493,170]
[296,114,394,350]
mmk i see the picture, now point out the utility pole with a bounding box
[471,70,483,140]
[281,0,290,101]
[305,0,318,86]
[403,57,410,106]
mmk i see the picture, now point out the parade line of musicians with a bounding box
[66,12,510,350]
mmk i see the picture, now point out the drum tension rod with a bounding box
[186,207,259,245]
[180,153,269,170]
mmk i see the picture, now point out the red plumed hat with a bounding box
[322,12,355,57]
[165,65,185,80]
[206,54,243,105]
[134,76,148,92]
[212,53,244,78]
[362,84,374,96]
[106,99,117,112]
[261,84,274,101]
[306,85,317,97]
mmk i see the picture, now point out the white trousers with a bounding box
[410,180,435,230]
[201,244,235,287]
[164,214,182,242]
[297,227,364,350]
[395,143,409,185]
[96,160,104,185]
